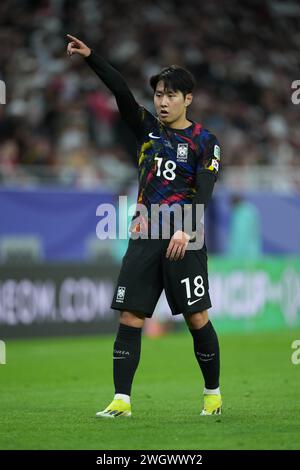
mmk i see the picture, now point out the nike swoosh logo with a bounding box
[187,298,203,306]
[149,132,160,139]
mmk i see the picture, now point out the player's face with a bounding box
[154,81,192,125]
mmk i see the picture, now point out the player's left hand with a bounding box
[166,230,191,261]
[66,34,91,57]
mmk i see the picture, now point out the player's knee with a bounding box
[120,310,146,328]
[185,310,209,329]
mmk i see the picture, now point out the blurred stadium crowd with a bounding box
[0,0,299,188]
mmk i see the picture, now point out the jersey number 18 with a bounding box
[154,157,176,181]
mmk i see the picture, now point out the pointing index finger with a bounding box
[67,34,79,42]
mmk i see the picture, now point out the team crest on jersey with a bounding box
[116,286,126,303]
[176,143,189,162]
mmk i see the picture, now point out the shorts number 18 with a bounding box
[181,275,205,299]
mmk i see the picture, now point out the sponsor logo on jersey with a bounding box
[176,143,188,162]
[149,132,160,139]
[116,286,126,302]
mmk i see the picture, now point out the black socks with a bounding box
[113,320,219,396]
[113,323,142,396]
[189,320,220,390]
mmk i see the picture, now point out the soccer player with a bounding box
[67,34,222,417]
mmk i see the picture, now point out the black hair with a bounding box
[150,65,196,97]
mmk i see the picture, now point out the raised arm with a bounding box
[66,34,143,138]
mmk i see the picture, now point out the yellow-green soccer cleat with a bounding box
[201,394,222,416]
[95,399,132,418]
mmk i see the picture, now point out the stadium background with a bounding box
[0,0,300,450]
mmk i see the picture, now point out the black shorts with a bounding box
[110,237,212,318]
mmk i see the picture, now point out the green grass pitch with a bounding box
[0,329,300,450]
